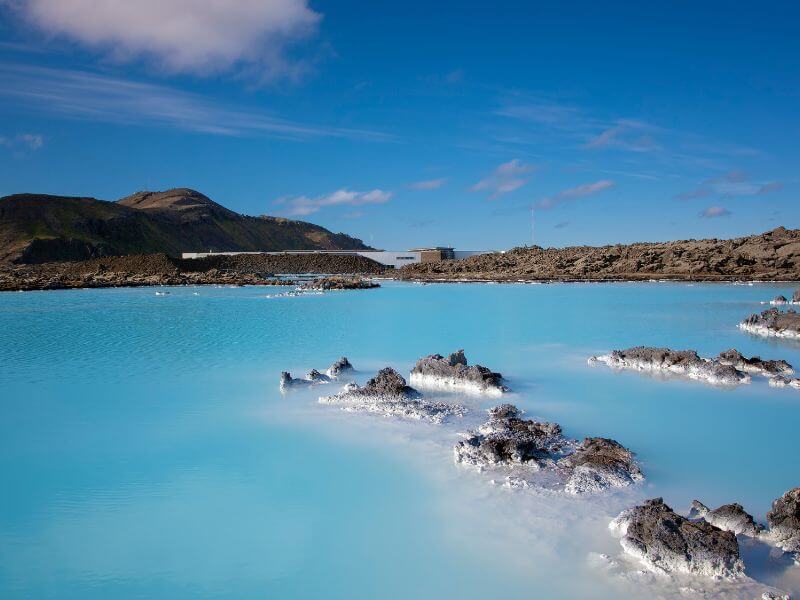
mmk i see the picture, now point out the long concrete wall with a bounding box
[181,249,494,268]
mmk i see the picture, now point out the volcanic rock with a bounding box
[589,346,751,385]
[559,437,644,495]
[689,500,764,537]
[740,309,800,339]
[410,349,508,395]
[610,498,744,579]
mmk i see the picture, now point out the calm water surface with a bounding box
[1,281,799,598]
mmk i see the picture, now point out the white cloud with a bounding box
[409,178,446,190]
[0,132,44,150]
[6,0,321,79]
[700,206,731,218]
[471,159,535,199]
[0,63,389,141]
[676,171,783,200]
[536,179,614,210]
[278,189,393,216]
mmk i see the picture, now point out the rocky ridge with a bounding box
[399,227,800,282]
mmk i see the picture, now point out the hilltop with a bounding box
[0,188,370,264]
[400,227,800,281]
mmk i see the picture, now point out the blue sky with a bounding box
[0,0,797,250]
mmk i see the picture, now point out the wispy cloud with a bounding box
[409,177,447,190]
[0,132,44,150]
[584,119,663,152]
[536,179,614,210]
[5,0,321,80]
[471,159,535,199]
[0,63,389,141]
[676,171,782,200]
[276,188,393,216]
[700,206,731,218]
[493,95,764,172]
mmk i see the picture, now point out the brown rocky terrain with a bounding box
[0,252,384,292]
[399,227,800,282]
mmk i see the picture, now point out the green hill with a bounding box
[0,188,371,263]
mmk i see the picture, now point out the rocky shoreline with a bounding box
[399,227,800,282]
[0,252,385,292]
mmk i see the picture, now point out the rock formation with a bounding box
[280,358,356,390]
[455,405,643,494]
[769,376,800,389]
[326,357,354,379]
[300,277,380,291]
[279,369,331,390]
[410,349,509,395]
[319,367,465,424]
[610,498,744,579]
[717,349,793,377]
[766,487,800,555]
[589,347,751,385]
[689,500,764,537]
[740,308,800,339]
[559,437,644,495]
[454,405,564,470]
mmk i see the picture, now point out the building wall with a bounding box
[181,249,496,269]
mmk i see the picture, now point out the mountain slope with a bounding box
[0,188,371,263]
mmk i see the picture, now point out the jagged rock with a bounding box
[717,349,793,377]
[454,404,564,470]
[280,358,356,390]
[319,367,465,424]
[740,308,800,339]
[688,500,764,537]
[589,346,751,385]
[410,349,509,395]
[766,488,800,554]
[279,369,331,390]
[559,437,644,495]
[770,295,789,305]
[610,498,745,580]
[326,356,354,379]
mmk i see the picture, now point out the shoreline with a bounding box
[3,275,800,293]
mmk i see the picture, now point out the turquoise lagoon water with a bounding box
[1,281,799,598]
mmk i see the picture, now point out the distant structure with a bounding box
[181,246,493,269]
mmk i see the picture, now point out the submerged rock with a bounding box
[300,276,379,291]
[589,346,751,385]
[740,308,800,339]
[319,367,465,424]
[454,404,564,470]
[279,369,331,390]
[410,349,509,395]
[326,356,354,379]
[559,437,644,495]
[717,349,793,377]
[768,376,800,389]
[770,295,789,305]
[689,500,764,537]
[610,498,744,580]
[766,488,800,555]
[280,357,357,390]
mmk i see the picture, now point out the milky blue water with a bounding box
[1,281,799,599]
